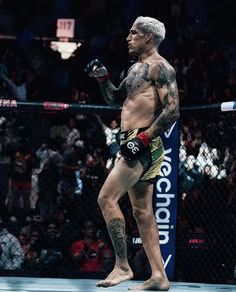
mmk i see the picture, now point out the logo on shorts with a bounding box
[127,141,139,154]
[120,133,125,140]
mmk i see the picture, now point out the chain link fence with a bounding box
[0,108,120,278]
[176,110,236,284]
[0,105,235,284]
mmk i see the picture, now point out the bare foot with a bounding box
[128,275,170,291]
[96,266,133,287]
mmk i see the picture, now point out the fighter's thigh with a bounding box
[100,157,144,200]
[128,182,154,212]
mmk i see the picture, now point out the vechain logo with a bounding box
[153,122,178,278]
[155,147,175,245]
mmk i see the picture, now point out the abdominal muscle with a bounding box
[121,86,160,131]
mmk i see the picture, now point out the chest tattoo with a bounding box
[125,63,150,94]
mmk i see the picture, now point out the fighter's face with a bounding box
[126,24,146,56]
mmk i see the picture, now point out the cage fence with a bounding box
[176,110,236,284]
[0,103,235,284]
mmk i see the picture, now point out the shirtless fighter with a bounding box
[85,16,180,291]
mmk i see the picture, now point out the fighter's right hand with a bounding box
[84,59,109,83]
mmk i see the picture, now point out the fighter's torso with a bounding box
[120,62,161,131]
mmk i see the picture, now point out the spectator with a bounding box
[8,141,37,215]
[39,219,65,277]
[0,116,14,206]
[0,216,24,272]
[0,69,27,101]
[71,219,111,273]
[66,118,82,146]
[21,227,43,274]
[95,115,120,169]
[52,209,76,249]
[36,141,63,221]
[18,231,30,256]
[60,143,83,198]
[196,143,214,173]
[179,154,203,194]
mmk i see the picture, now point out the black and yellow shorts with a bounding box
[120,128,164,183]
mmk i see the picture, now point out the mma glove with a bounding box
[84,59,110,83]
[120,132,151,161]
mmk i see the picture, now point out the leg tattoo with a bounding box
[96,217,133,287]
[108,217,127,259]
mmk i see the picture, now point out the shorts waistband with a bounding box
[120,127,148,140]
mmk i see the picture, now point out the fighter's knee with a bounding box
[132,207,147,222]
[97,192,109,210]
[98,192,118,211]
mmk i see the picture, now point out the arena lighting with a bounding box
[50,40,82,59]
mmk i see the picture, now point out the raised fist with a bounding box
[85,59,108,79]
[120,132,151,161]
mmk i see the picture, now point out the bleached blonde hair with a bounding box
[133,16,166,46]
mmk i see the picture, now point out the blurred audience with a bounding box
[0,0,235,284]
[0,215,24,272]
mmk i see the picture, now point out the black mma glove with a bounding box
[84,59,110,83]
[120,132,151,161]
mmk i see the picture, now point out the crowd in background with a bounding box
[0,0,236,284]
[0,0,235,105]
[0,109,145,279]
[177,113,236,283]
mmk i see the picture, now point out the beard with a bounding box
[128,47,138,57]
[128,44,144,58]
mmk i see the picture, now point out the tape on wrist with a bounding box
[96,73,110,84]
[137,132,151,147]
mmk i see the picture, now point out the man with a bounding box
[0,216,24,271]
[85,16,179,291]
[95,115,120,169]
[9,142,36,215]
[71,219,111,273]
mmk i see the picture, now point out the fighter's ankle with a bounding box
[152,270,168,280]
[115,264,132,272]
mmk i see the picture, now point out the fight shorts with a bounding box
[120,128,164,183]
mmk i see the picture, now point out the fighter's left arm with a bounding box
[145,62,180,140]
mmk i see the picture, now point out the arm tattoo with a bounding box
[107,217,127,259]
[99,79,126,107]
[155,65,167,89]
[150,63,180,137]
